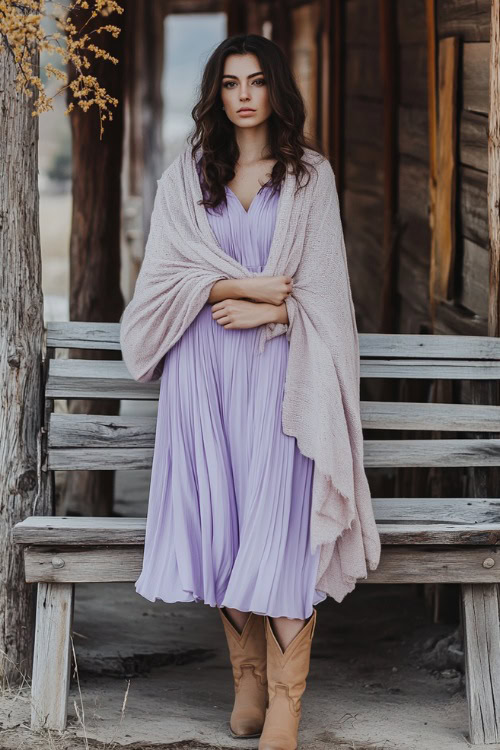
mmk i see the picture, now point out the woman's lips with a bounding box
[238,109,256,116]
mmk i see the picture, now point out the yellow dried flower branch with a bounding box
[0,0,123,136]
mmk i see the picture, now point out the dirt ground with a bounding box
[2,580,496,750]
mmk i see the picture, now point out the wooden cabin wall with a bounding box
[394,1,491,513]
[378,0,490,337]
[342,0,385,334]
[434,0,490,334]
[396,0,431,335]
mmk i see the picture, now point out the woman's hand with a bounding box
[239,275,293,306]
[211,299,283,329]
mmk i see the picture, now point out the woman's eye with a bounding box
[222,79,266,88]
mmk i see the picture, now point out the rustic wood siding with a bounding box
[342,0,384,333]
[438,0,490,328]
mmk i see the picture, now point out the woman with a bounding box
[120,33,381,750]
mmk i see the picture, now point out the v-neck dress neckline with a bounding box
[225,184,267,215]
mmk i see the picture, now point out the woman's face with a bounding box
[220,53,272,129]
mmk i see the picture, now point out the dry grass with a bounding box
[0,634,131,750]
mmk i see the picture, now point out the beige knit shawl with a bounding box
[120,145,381,603]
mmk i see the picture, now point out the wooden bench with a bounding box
[12,321,500,744]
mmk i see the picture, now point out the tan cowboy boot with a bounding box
[218,607,268,738]
[259,607,317,750]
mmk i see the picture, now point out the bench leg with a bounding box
[31,582,74,730]
[461,583,500,744]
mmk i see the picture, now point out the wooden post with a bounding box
[489,0,500,338]
[31,583,75,730]
[378,0,398,335]
[434,36,459,302]
[461,584,500,744]
[332,0,344,187]
[0,28,43,683]
[426,0,438,325]
[319,0,333,157]
[64,1,127,516]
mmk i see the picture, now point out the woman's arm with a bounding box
[208,275,293,305]
[211,298,289,329]
[207,278,248,303]
[272,301,289,325]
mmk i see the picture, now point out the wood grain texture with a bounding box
[40,438,500,471]
[459,110,488,172]
[437,0,491,42]
[44,356,500,403]
[12,497,500,545]
[433,299,487,337]
[45,403,500,452]
[489,0,500,338]
[460,239,489,317]
[31,583,74,730]
[45,323,500,358]
[19,545,500,584]
[434,35,458,301]
[0,33,44,684]
[463,42,490,115]
[462,583,500,743]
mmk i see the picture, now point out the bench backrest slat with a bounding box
[45,322,500,359]
[42,327,500,472]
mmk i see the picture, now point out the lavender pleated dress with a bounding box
[134,165,327,619]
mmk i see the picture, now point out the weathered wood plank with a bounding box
[46,359,160,399]
[12,498,500,544]
[378,524,500,545]
[359,332,500,359]
[31,583,74,730]
[459,110,488,173]
[345,0,380,45]
[437,0,491,42]
[462,583,500,744]
[399,44,428,107]
[47,402,500,448]
[397,249,430,320]
[459,163,489,249]
[48,447,153,470]
[375,497,500,524]
[20,546,500,584]
[345,45,382,99]
[44,326,500,359]
[433,299,487,337]
[398,153,429,224]
[42,439,500,471]
[398,105,428,162]
[463,42,490,115]
[361,401,500,431]
[344,141,385,198]
[433,35,459,302]
[397,0,427,44]
[46,321,122,350]
[364,439,500,467]
[13,515,148,544]
[344,99,385,147]
[459,239,489,318]
[49,414,158,447]
[45,357,500,402]
[489,0,500,338]
[361,360,500,379]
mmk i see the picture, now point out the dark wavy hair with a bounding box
[189,33,324,210]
